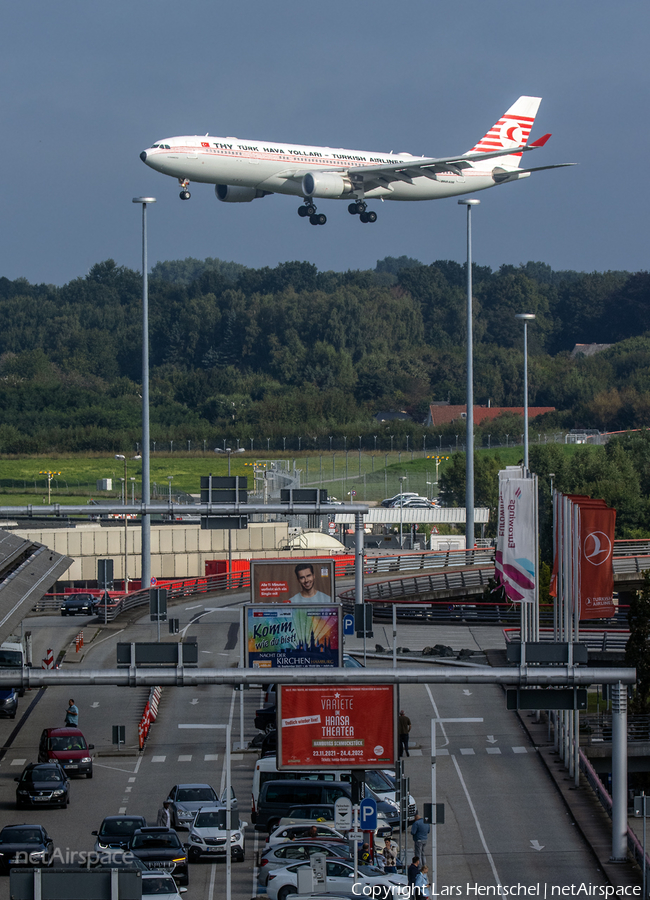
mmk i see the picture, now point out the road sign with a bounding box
[506,688,588,710]
[335,796,353,829]
[343,614,355,636]
[359,797,377,831]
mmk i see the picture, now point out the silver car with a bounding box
[166,784,221,829]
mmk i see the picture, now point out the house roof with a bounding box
[427,404,555,426]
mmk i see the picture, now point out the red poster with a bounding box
[579,504,616,619]
[277,685,396,769]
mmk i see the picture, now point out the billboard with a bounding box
[277,684,397,769]
[245,604,342,668]
[250,559,335,604]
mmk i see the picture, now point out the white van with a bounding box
[251,757,416,823]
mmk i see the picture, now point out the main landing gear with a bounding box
[178,179,191,200]
[297,202,326,225]
[348,201,377,223]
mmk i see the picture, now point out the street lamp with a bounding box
[39,471,61,505]
[459,197,480,550]
[132,196,156,590]
[515,313,536,470]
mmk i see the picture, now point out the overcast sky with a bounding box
[2,0,648,285]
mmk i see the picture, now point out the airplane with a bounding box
[139,96,573,226]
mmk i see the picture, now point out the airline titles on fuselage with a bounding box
[196,142,399,166]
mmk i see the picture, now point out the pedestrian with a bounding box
[411,814,430,865]
[414,864,430,898]
[398,708,412,758]
[65,699,78,727]
[156,800,171,828]
[407,856,420,891]
[382,837,398,873]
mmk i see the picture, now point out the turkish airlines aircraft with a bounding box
[139,96,572,225]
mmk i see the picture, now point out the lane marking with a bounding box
[451,754,501,886]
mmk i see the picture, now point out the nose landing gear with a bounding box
[178,179,191,200]
[298,202,326,225]
[348,201,377,223]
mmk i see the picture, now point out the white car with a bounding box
[141,872,188,898]
[265,823,348,848]
[187,806,246,862]
[266,860,407,900]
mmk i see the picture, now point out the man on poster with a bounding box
[288,563,332,603]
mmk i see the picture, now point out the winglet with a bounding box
[529,133,551,148]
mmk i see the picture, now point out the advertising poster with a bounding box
[495,474,536,603]
[245,604,342,668]
[277,684,396,770]
[250,559,335,604]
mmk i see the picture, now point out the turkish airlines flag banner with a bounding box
[579,505,616,619]
[277,684,396,770]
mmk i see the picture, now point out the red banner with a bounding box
[277,685,396,769]
[578,504,616,619]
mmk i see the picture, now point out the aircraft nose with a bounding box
[140,151,147,163]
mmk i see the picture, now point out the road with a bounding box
[0,604,608,898]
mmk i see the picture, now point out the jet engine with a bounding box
[302,172,353,198]
[215,185,268,202]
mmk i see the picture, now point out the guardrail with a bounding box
[579,749,649,877]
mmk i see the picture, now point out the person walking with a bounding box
[64,699,78,727]
[407,856,421,891]
[382,837,398,873]
[414,864,430,898]
[411,814,430,865]
[398,709,412,758]
[156,800,171,828]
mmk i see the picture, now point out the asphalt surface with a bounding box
[0,603,633,899]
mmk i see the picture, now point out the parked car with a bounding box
[280,805,392,839]
[38,727,94,778]
[266,860,407,900]
[166,784,222,830]
[259,840,352,886]
[142,872,188,898]
[381,493,419,508]
[60,594,96,616]
[0,824,54,871]
[0,688,18,719]
[265,823,348,848]
[187,806,246,862]
[127,827,189,885]
[92,815,148,852]
[15,763,70,809]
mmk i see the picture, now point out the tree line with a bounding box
[0,255,648,452]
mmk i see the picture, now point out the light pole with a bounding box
[458,197,479,550]
[515,313,536,470]
[132,196,155,590]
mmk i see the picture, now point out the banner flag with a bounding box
[496,475,536,603]
[578,504,616,619]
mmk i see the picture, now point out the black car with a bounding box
[0,824,54,872]
[15,763,70,809]
[60,594,96,616]
[128,827,189,885]
[93,815,148,851]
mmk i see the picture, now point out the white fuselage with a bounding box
[141,135,506,201]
